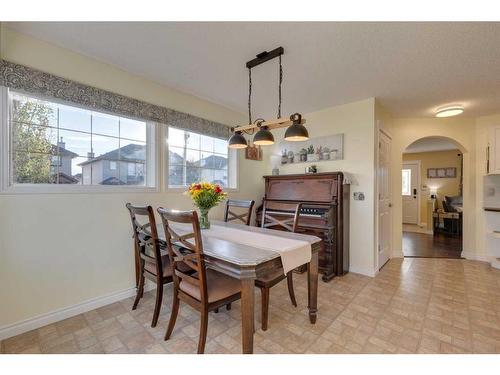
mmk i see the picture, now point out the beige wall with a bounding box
[0,28,267,330]
[389,117,477,258]
[263,98,378,276]
[403,149,462,222]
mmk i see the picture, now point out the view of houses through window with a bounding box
[10,92,151,186]
[167,127,230,188]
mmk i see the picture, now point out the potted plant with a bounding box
[299,148,308,162]
[186,182,227,229]
[287,150,294,164]
[281,149,288,165]
[330,148,338,160]
[322,146,330,160]
[307,145,318,162]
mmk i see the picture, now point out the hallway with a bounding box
[403,231,462,258]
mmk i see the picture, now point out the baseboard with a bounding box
[0,283,154,341]
[349,265,376,277]
[461,251,490,263]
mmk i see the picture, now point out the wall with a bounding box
[0,28,266,333]
[403,149,462,222]
[389,117,477,258]
[263,98,377,276]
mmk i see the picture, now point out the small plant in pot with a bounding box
[322,146,330,160]
[299,148,308,162]
[307,145,319,162]
[281,149,288,164]
[287,150,294,163]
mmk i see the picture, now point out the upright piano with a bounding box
[256,172,349,282]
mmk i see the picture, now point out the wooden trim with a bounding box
[484,207,500,212]
[233,117,306,132]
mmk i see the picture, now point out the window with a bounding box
[167,127,236,189]
[5,91,156,189]
[402,169,411,196]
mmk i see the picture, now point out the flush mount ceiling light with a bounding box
[228,47,309,149]
[435,105,464,118]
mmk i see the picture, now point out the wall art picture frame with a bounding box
[276,133,344,165]
[427,167,456,178]
[245,143,263,161]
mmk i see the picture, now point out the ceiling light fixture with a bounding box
[435,105,464,118]
[228,47,308,149]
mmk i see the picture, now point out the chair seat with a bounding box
[180,269,241,303]
[144,255,191,278]
[255,269,286,285]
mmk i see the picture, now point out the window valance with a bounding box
[0,59,232,139]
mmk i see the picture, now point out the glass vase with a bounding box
[199,208,210,229]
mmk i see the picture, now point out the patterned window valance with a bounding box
[0,59,232,139]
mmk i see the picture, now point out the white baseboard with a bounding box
[0,283,154,341]
[349,265,376,277]
[461,251,490,262]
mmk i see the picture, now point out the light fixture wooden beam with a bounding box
[233,117,306,133]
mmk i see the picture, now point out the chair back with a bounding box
[125,203,164,277]
[157,208,208,302]
[261,199,302,233]
[224,199,255,226]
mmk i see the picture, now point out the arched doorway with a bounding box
[400,136,467,258]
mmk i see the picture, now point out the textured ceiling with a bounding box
[6,22,500,119]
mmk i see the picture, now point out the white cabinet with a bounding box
[488,126,500,175]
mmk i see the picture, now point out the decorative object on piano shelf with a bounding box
[245,142,262,161]
[185,182,227,229]
[272,167,280,175]
[305,165,318,174]
[278,133,344,165]
[228,47,309,149]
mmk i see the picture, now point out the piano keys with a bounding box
[256,172,349,282]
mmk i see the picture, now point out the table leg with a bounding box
[240,278,255,354]
[307,251,319,324]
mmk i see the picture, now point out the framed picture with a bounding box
[427,167,457,178]
[276,133,344,165]
[245,143,262,161]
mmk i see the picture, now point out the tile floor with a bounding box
[2,257,500,354]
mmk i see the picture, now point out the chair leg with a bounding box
[132,272,145,310]
[151,282,163,327]
[198,308,209,354]
[165,291,179,341]
[226,303,232,311]
[260,287,270,331]
[286,272,297,307]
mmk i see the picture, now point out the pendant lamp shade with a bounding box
[284,113,309,141]
[228,131,248,149]
[253,127,275,146]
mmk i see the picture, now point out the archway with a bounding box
[400,136,468,258]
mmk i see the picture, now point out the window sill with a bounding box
[165,186,239,193]
[0,184,160,195]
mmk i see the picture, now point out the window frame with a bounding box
[0,87,160,194]
[164,126,238,192]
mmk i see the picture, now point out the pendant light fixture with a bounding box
[228,47,309,149]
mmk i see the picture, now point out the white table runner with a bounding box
[202,225,312,274]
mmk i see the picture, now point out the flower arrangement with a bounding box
[186,182,227,229]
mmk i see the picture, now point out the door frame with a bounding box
[376,127,393,271]
[402,160,421,226]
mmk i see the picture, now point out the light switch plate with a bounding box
[353,192,365,201]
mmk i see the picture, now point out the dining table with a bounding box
[157,220,322,354]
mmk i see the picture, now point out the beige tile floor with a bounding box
[2,257,500,354]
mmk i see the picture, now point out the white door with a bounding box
[378,130,392,269]
[402,162,419,224]
[488,126,500,174]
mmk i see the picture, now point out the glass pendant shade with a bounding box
[228,131,248,149]
[284,123,309,141]
[253,127,275,146]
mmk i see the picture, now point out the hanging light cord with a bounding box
[278,54,283,119]
[244,67,255,135]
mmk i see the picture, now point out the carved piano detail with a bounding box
[256,172,349,282]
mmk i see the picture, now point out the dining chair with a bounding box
[126,203,173,328]
[224,199,255,226]
[258,199,303,331]
[157,208,242,354]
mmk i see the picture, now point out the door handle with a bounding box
[413,188,417,196]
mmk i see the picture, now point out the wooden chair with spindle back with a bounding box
[157,208,242,354]
[126,203,172,328]
[224,199,255,226]
[257,199,303,331]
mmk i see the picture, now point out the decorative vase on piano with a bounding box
[186,182,227,229]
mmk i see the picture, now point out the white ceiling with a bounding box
[6,22,500,119]
[404,137,460,153]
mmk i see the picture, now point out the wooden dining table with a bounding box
[157,220,322,354]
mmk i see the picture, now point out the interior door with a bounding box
[378,130,392,269]
[402,162,419,224]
